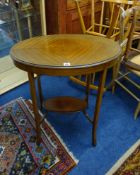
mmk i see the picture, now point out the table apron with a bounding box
[13,58,119,76]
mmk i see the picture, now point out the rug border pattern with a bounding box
[106,139,140,175]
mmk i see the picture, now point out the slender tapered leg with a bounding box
[83,74,92,122]
[112,57,122,94]
[85,74,91,107]
[28,72,41,145]
[37,75,43,109]
[111,64,118,93]
[92,69,107,146]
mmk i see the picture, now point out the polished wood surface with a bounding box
[67,0,90,10]
[45,0,101,34]
[45,96,87,112]
[10,34,121,146]
[10,34,121,70]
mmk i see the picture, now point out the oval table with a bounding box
[10,34,121,146]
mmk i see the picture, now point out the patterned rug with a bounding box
[0,97,78,174]
[106,139,140,175]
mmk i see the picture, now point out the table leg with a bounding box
[112,58,121,94]
[92,69,107,146]
[85,74,91,107]
[37,75,43,109]
[28,72,41,145]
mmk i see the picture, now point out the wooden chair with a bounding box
[70,0,133,91]
[76,0,133,37]
[115,6,140,118]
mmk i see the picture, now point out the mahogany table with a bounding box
[10,34,121,146]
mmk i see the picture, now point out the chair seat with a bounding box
[129,54,140,76]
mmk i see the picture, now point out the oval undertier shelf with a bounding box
[45,96,87,112]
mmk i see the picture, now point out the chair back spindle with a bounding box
[75,0,134,39]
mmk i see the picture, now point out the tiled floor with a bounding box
[0,55,28,95]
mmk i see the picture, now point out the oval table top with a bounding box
[10,34,121,75]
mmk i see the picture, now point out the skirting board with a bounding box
[0,55,28,95]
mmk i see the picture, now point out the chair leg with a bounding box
[70,76,106,91]
[134,102,140,119]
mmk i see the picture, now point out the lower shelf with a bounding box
[44,96,87,112]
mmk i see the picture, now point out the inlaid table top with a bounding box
[10,34,121,75]
[10,34,121,146]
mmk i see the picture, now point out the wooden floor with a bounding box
[0,55,28,95]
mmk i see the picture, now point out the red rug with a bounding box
[106,140,140,175]
[0,97,78,174]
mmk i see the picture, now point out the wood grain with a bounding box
[10,34,121,70]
